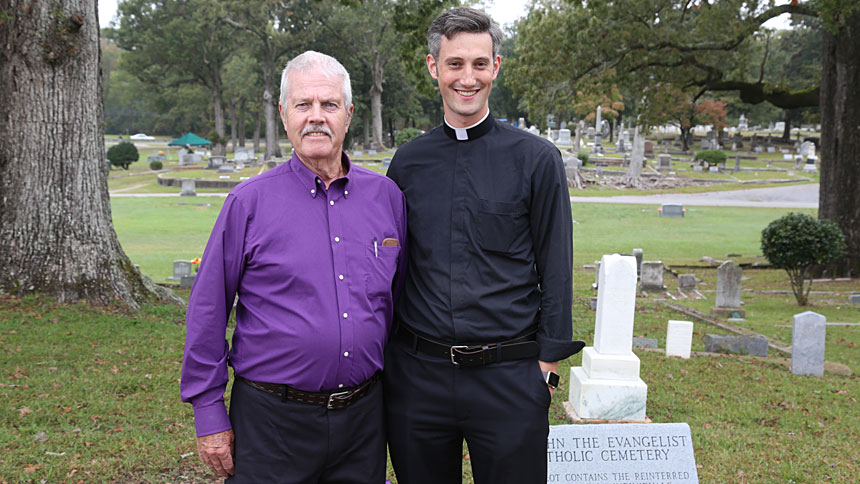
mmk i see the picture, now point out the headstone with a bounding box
[767,146,776,153]
[774,121,785,133]
[168,260,193,281]
[734,155,741,171]
[632,248,643,279]
[850,294,860,305]
[217,163,236,173]
[659,204,684,218]
[586,126,596,139]
[644,140,654,158]
[235,162,245,170]
[639,261,665,292]
[632,337,657,349]
[711,260,744,317]
[754,146,763,153]
[791,311,826,376]
[692,165,703,172]
[678,274,696,292]
[353,149,363,157]
[547,423,699,484]
[657,154,672,171]
[704,334,768,357]
[574,124,582,153]
[367,149,378,157]
[180,274,196,288]
[569,254,648,421]
[666,321,694,359]
[738,114,748,130]
[708,166,719,173]
[556,128,572,147]
[529,126,541,137]
[382,157,392,172]
[180,179,197,197]
[592,261,601,290]
[803,161,817,173]
[518,117,526,129]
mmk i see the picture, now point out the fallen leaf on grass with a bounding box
[19,406,32,417]
[34,432,47,442]
[23,464,40,473]
[45,451,66,456]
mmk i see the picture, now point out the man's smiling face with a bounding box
[427,31,500,128]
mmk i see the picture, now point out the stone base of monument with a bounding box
[709,307,746,318]
[562,401,652,424]
[568,367,648,421]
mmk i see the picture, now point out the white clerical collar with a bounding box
[444,110,491,141]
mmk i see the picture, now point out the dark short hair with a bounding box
[427,7,503,60]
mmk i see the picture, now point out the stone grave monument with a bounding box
[180,179,197,197]
[639,261,665,292]
[791,311,826,376]
[632,248,643,279]
[711,260,745,318]
[568,254,648,421]
[556,128,573,147]
[666,321,694,359]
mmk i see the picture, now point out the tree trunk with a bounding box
[781,110,793,141]
[622,127,645,188]
[819,12,860,276]
[679,126,691,152]
[370,55,384,149]
[362,110,370,147]
[229,99,238,152]
[0,0,179,308]
[262,49,281,160]
[212,81,227,156]
[253,108,262,154]
[238,98,246,147]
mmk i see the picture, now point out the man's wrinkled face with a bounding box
[280,70,352,163]
[427,31,500,128]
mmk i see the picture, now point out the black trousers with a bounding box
[384,338,551,484]
[226,378,386,484]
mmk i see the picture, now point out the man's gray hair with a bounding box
[279,51,352,110]
[427,7,503,61]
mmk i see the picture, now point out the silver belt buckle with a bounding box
[326,390,351,409]
[450,345,469,365]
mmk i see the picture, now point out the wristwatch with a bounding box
[542,370,560,389]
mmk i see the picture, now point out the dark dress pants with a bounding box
[384,339,551,484]
[226,377,386,484]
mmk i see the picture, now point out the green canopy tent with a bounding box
[168,132,212,147]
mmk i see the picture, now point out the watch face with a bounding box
[546,371,560,389]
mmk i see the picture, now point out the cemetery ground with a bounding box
[2,200,858,483]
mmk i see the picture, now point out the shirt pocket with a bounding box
[476,199,528,254]
[364,244,400,300]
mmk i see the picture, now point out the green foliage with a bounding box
[761,213,846,305]
[695,150,727,166]
[395,127,422,147]
[577,153,589,166]
[107,142,139,170]
[149,160,163,170]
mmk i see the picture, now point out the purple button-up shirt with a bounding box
[181,153,407,437]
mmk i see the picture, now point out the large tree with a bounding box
[510,0,860,274]
[0,0,178,307]
[112,0,238,156]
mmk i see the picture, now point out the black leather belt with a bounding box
[393,325,539,367]
[235,372,380,409]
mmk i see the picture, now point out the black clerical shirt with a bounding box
[387,113,580,362]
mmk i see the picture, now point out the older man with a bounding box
[384,8,583,484]
[181,51,407,483]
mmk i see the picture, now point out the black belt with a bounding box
[393,325,539,367]
[235,372,380,409]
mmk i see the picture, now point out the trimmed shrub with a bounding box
[695,149,726,167]
[578,153,589,166]
[761,213,845,306]
[107,142,139,170]
[149,160,163,171]
[395,128,422,147]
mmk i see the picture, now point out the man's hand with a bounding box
[539,360,559,397]
[197,429,235,478]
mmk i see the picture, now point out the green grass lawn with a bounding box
[3,197,858,483]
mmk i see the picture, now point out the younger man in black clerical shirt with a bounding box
[384,7,584,484]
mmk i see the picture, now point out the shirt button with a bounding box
[329,200,335,206]
[310,189,315,194]
[343,352,349,357]
[334,236,340,242]
[338,274,344,280]
[344,190,349,195]
[343,312,348,318]
[338,384,344,388]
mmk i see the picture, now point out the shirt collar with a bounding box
[289,151,352,198]
[443,110,494,142]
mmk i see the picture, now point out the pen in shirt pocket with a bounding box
[373,237,378,257]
